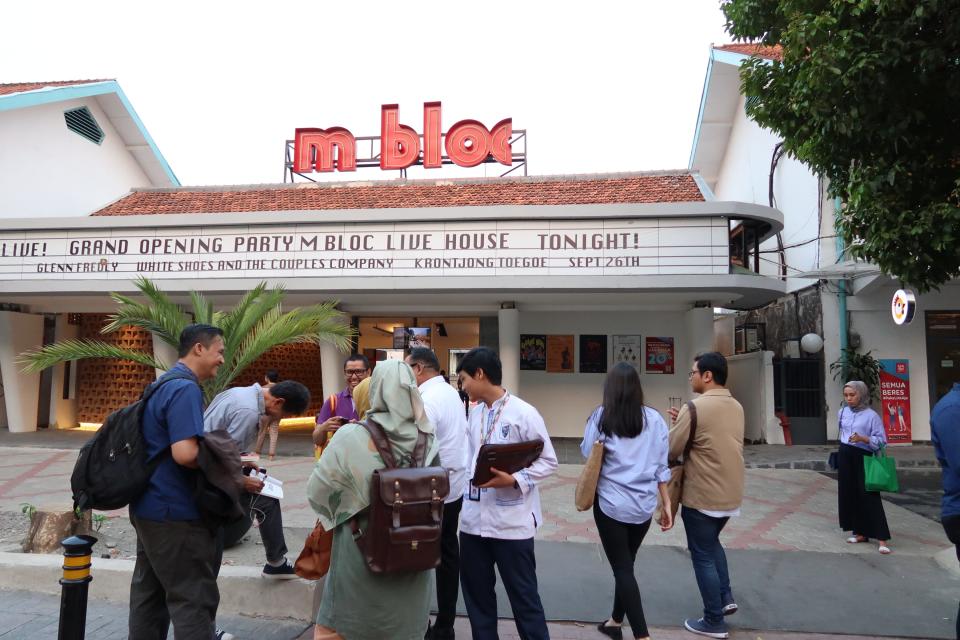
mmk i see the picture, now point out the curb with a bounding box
[0,551,319,621]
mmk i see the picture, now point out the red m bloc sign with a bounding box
[294,102,512,173]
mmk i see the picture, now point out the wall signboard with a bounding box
[613,335,643,372]
[546,335,575,373]
[878,359,912,445]
[645,337,675,374]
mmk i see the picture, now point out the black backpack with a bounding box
[70,371,197,512]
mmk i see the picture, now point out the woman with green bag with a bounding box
[837,381,892,554]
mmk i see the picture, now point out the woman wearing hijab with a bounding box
[306,360,439,640]
[351,376,372,421]
[837,380,892,554]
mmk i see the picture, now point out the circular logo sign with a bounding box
[891,289,916,325]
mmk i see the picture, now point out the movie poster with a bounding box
[645,337,675,374]
[406,327,431,349]
[546,335,575,373]
[878,359,912,445]
[579,334,608,373]
[520,335,547,370]
[613,335,643,371]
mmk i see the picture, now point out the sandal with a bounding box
[878,544,892,554]
[846,535,867,543]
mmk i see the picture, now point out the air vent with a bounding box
[64,106,104,145]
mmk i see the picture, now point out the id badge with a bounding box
[468,483,481,501]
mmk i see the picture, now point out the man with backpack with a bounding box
[128,324,226,640]
[456,347,558,640]
[313,353,371,450]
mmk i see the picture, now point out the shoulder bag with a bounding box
[575,409,605,511]
[864,444,899,493]
[661,401,698,520]
[294,519,334,580]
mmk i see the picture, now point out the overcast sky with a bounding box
[2,1,731,186]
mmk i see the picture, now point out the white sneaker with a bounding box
[215,629,236,640]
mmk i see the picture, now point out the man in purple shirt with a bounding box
[313,353,370,448]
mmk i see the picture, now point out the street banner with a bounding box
[645,337,675,374]
[878,359,912,445]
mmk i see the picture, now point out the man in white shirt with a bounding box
[405,348,468,640]
[455,347,557,640]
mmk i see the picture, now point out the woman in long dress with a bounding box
[307,360,439,640]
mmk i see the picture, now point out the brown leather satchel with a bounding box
[662,401,698,520]
[471,439,545,486]
[350,419,450,574]
[294,519,333,580]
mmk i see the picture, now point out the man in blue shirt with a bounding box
[931,382,960,640]
[128,324,225,640]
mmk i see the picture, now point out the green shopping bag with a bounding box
[863,446,899,493]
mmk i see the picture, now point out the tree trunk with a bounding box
[22,507,92,554]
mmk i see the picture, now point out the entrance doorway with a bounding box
[773,357,827,444]
[356,317,481,383]
[926,311,960,406]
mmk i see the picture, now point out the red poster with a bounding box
[878,359,912,445]
[645,337,675,374]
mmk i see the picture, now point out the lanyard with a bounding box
[480,391,510,446]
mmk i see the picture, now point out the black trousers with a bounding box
[434,497,463,629]
[220,492,288,564]
[837,443,891,540]
[593,502,652,638]
[459,532,549,640]
[129,515,219,640]
[942,514,960,639]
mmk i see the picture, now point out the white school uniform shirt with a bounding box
[459,391,558,540]
[418,375,469,504]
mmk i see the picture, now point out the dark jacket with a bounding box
[194,429,245,530]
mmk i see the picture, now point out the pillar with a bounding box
[151,332,178,379]
[48,315,78,429]
[684,306,715,365]
[320,339,347,400]
[0,311,44,432]
[498,305,520,394]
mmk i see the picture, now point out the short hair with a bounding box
[694,351,728,386]
[407,347,441,371]
[265,369,281,383]
[177,324,224,358]
[344,353,370,370]
[456,347,502,386]
[269,380,311,415]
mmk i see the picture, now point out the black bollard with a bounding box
[58,534,98,640]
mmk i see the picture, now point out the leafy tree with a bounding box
[721,0,960,291]
[19,277,353,403]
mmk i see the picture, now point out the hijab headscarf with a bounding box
[307,360,437,530]
[843,380,871,411]
[352,377,372,420]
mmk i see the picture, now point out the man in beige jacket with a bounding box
[668,352,744,640]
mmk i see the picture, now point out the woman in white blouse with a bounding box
[581,362,673,640]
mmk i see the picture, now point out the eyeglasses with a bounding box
[344,369,368,377]
[687,370,699,379]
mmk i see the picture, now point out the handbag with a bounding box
[661,401,698,520]
[294,519,333,580]
[575,435,604,512]
[827,451,839,471]
[863,445,899,493]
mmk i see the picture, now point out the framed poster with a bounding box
[520,335,547,370]
[579,334,608,373]
[392,326,407,349]
[613,335,643,371]
[406,327,431,349]
[547,335,575,373]
[645,337,675,374]
[878,359,912,445]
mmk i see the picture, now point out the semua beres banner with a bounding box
[878,359,912,445]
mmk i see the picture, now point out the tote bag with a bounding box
[574,438,604,511]
[661,401,697,521]
[294,519,334,580]
[864,445,899,493]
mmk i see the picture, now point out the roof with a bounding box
[92,172,706,216]
[0,79,114,97]
[0,79,178,187]
[713,43,783,62]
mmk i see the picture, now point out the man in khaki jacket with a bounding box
[668,352,744,640]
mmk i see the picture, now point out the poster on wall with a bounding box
[579,335,608,373]
[645,337,675,374]
[878,359,912,445]
[392,327,407,349]
[547,335,575,373]
[520,335,547,371]
[406,327,431,349]
[613,335,643,371]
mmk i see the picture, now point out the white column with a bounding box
[48,314,78,429]
[151,332,178,379]
[498,305,520,395]
[820,293,843,440]
[0,311,44,433]
[684,306,715,364]
[320,339,347,400]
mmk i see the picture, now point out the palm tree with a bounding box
[19,276,354,403]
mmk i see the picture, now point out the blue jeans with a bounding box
[681,506,733,626]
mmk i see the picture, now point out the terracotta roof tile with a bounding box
[0,79,114,97]
[714,43,783,62]
[93,173,706,216]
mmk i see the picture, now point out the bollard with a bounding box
[58,534,97,640]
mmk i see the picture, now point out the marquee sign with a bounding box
[891,289,916,325]
[293,102,513,173]
[0,218,728,282]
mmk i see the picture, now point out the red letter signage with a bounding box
[294,127,356,173]
[380,104,420,170]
